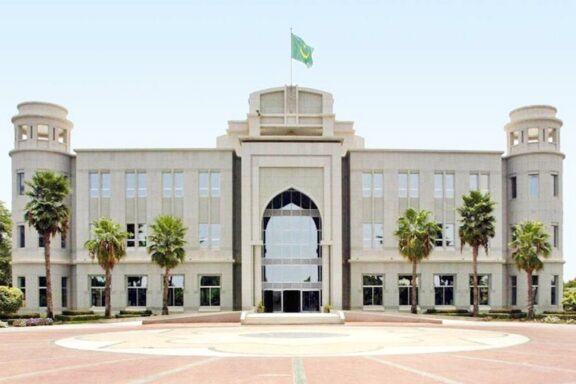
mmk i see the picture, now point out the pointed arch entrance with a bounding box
[262,188,322,312]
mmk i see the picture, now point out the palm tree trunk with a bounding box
[162,269,170,315]
[43,233,54,319]
[472,245,480,317]
[105,268,112,318]
[411,259,418,314]
[527,269,534,320]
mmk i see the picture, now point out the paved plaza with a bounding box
[1,319,575,383]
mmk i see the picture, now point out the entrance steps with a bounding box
[241,311,345,325]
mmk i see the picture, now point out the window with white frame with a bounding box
[552,224,559,248]
[362,172,383,198]
[199,171,220,197]
[61,277,68,308]
[362,275,383,306]
[18,225,25,248]
[38,276,47,307]
[398,275,418,306]
[362,223,383,248]
[89,171,111,198]
[510,176,517,199]
[17,171,25,195]
[435,223,455,248]
[434,172,454,199]
[199,223,220,249]
[200,275,221,307]
[17,276,26,301]
[532,275,539,305]
[127,275,147,307]
[126,223,147,248]
[90,275,106,307]
[469,274,490,305]
[469,172,489,193]
[434,275,454,306]
[551,275,559,306]
[167,275,184,307]
[510,275,517,306]
[399,172,419,198]
[552,174,559,197]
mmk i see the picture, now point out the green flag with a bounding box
[291,33,314,68]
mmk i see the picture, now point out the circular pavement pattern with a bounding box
[55,325,529,357]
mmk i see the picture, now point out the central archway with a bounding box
[262,188,322,312]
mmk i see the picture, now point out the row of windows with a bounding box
[362,274,560,307]
[510,127,557,146]
[362,171,490,198]
[510,173,559,199]
[89,171,221,199]
[17,124,67,144]
[18,275,221,308]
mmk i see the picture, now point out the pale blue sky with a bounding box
[1,0,574,279]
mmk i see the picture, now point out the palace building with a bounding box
[9,86,565,313]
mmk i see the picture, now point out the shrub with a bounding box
[323,304,333,313]
[0,286,23,314]
[256,301,265,313]
[11,319,27,327]
[62,310,95,316]
[0,313,40,320]
[55,314,102,322]
[562,289,576,312]
[25,318,53,326]
[0,320,7,328]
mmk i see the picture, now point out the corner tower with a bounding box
[504,105,564,310]
[10,102,74,312]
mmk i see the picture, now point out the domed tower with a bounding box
[10,102,74,312]
[504,105,564,311]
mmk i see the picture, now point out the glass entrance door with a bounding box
[263,289,320,312]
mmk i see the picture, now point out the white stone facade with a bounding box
[9,86,565,314]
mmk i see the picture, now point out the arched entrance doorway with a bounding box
[262,188,322,312]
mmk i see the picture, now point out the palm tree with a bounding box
[24,171,70,319]
[510,221,552,319]
[394,208,440,314]
[84,218,128,318]
[457,191,495,317]
[148,215,187,315]
[0,201,12,286]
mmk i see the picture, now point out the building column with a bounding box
[321,242,331,307]
[253,241,263,307]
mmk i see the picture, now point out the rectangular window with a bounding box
[57,128,66,144]
[126,172,136,198]
[38,233,44,248]
[547,128,557,144]
[434,173,443,199]
[89,172,99,198]
[434,275,454,306]
[17,276,26,301]
[445,173,454,198]
[200,275,221,307]
[162,172,173,197]
[552,174,559,197]
[101,172,111,198]
[362,275,383,306]
[17,172,25,195]
[511,131,520,146]
[127,224,135,247]
[137,172,147,197]
[529,174,539,198]
[138,224,147,247]
[551,275,558,305]
[528,127,539,143]
[18,225,25,248]
[398,173,408,198]
[174,172,184,198]
[18,125,29,140]
[61,277,68,308]
[552,224,559,248]
[61,235,66,249]
[373,173,383,197]
[510,176,517,199]
[374,223,383,246]
[409,173,419,198]
[398,275,418,306]
[210,172,220,197]
[362,223,372,249]
[469,274,490,305]
[90,275,106,307]
[445,223,455,247]
[199,172,209,197]
[469,174,478,191]
[362,173,372,197]
[199,223,209,248]
[211,224,220,249]
[127,276,148,307]
[511,275,517,306]
[38,276,47,307]
[480,173,489,193]
[37,124,49,141]
[167,275,184,307]
[532,275,539,305]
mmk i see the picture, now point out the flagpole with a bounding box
[290,27,293,85]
